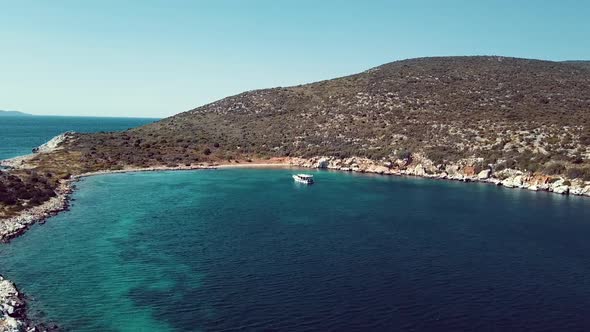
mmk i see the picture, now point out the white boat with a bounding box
[292,174,314,184]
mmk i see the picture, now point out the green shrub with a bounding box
[397,149,412,160]
[543,163,566,175]
[580,133,590,145]
[571,156,584,164]
[565,167,590,180]
[494,162,507,172]
[473,161,487,173]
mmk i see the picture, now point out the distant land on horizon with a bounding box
[0,110,163,119]
[0,110,33,117]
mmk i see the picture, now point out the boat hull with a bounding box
[292,175,314,184]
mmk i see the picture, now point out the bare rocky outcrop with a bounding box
[477,169,491,179]
[31,132,75,154]
[0,132,75,170]
[0,276,26,332]
[0,276,57,332]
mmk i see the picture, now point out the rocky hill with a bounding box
[70,56,589,171]
[2,56,590,216]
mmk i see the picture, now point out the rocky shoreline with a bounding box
[0,275,58,332]
[2,154,588,245]
[0,181,73,244]
[0,132,73,171]
[0,154,588,330]
[0,275,26,332]
[0,164,218,243]
[0,163,218,331]
[0,275,29,332]
[289,156,590,197]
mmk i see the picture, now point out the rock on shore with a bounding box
[0,276,57,332]
[289,156,590,197]
[32,132,75,154]
[0,276,26,332]
[0,132,75,170]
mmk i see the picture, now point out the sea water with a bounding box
[0,169,589,331]
[0,115,156,160]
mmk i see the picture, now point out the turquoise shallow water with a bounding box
[0,115,157,160]
[1,169,590,331]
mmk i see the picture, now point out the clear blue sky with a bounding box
[1,0,589,118]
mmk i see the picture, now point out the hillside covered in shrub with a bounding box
[2,56,590,215]
[66,56,589,173]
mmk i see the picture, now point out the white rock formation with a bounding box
[477,169,491,179]
[0,276,25,332]
[32,131,74,153]
[287,156,590,198]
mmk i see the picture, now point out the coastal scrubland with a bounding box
[1,56,590,217]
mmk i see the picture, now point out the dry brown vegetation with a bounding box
[84,56,590,170]
[0,170,56,217]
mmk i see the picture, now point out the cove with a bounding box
[1,168,590,331]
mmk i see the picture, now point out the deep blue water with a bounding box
[0,116,157,160]
[0,169,589,331]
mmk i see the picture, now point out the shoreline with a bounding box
[2,156,590,243]
[290,156,590,197]
[0,160,295,329]
[0,156,588,330]
[216,163,294,169]
[0,162,294,243]
[0,275,58,331]
[3,156,589,244]
[0,162,290,330]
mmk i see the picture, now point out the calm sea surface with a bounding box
[0,169,589,331]
[0,115,157,160]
